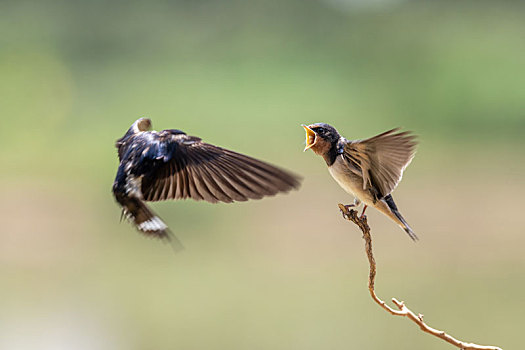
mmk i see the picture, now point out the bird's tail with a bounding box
[382,194,418,241]
[116,194,184,251]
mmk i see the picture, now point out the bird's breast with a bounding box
[328,156,366,199]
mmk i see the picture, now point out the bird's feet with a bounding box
[343,203,356,211]
[338,203,349,218]
[339,200,363,219]
[359,205,368,219]
[338,203,370,232]
[359,204,368,220]
[338,203,357,219]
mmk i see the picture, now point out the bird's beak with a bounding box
[302,124,317,152]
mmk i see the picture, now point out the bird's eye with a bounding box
[316,127,325,134]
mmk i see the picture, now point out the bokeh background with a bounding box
[1,0,524,349]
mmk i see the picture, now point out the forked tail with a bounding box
[383,194,418,241]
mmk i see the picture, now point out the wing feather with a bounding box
[190,153,235,203]
[343,128,417,198]
[203,159,260,201]
[218,156,278,195]
[140,132,300,203]
[167,163,175,199]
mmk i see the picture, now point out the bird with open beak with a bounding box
[302,123,418,240]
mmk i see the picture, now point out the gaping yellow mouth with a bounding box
[302,124,317,151]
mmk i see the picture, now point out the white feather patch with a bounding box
[138,216,167,232]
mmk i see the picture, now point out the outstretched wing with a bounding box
[140,130,301,203]
[343,128,417,198]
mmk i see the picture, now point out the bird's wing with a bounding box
[140,131,301,203]
[342,128,417,198]
[115,137,127,161]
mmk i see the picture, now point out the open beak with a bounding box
[302,124,317,152]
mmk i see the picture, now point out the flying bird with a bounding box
[302,123,418,240]
[113,118,301,246]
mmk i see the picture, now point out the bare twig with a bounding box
[338,203,502,350]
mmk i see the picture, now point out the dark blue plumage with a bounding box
[113,118,301,244]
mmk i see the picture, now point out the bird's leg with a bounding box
[343,198,361,211]
[360,205,368,219]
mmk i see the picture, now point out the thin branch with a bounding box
[338,203,502,350]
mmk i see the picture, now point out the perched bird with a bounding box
[113,118,301,246]
[302,123,418,240]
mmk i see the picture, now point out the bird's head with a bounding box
[132,118,152,133]
[302,123,340,155]
[116,118,152,150]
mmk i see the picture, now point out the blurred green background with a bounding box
[1,0,524,349]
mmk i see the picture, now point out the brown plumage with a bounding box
[303,123,418,240]
[140,141,299,203]
[343,128,417,198]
